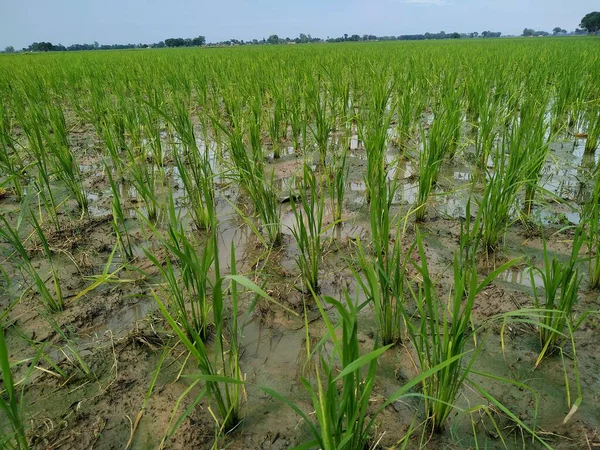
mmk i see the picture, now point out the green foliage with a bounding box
[580,11,600,33]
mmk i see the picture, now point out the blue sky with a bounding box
[1,0,597,49]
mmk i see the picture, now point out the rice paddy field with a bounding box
[1,37,600,449]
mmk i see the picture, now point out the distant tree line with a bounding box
[4,15,599,54]
[521,11,599,37]
[10,36,205,53]
[211,30,502,46]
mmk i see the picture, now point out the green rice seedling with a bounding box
[308,81,334,166]
[530,228,584,364]
[123,100,144,153]
[251,171,283,247]
[100,117,125,177]
[221,117,282,246]
[407,229,517,431]
[16,104,60,229]
[0,103,24,200]
[359,75,396,249]
[353,232,408,345]
[288,80,309,153]
[478,125,529,251]
[472,92,500,172]
[439,71,463,160]
[327,66,352,135]
[584,102,600,154]
[326,147,348,223]
[290,164,325,293]
[167,101,216,231]
[153,241,248,436]
[125,144,159,222]
[583,168,600,289]
[520,96,552,215]
[266,88,284,158]
[415,122,445,222]
[264,290,393,450]
[0,328,29,450]
[145,196,213,341]
[262,287,479,450]
[106,164,133,260]
[141,104,166,181]
[29,213,64,309]
[45,105,88,213]
[248,93,265,165]
[0,216,63,312]
[395,68,424,148]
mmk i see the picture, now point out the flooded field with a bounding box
[1,39,600,449]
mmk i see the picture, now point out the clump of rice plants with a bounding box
[168,101,215,231]
[145,196,213,341]
[326,147,348,224]
[308,80,334,166]
[478,123,529,251]
[45,105,88,214]
[125,145,160,223]
[263,290,393,449]
[221,116,282,246]
[583,102,600,154]
[407,229,516,431]
[520,95,552,215]
[582,167,600,289]
[353,232,407,345]
[106,164,134,260]
[530,228,584,365]
[414,110,455,221]
[290,164,325,294]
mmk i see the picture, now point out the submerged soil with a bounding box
[1,117,600,450]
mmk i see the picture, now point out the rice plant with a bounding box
[415,118,448,222]
[264,290,393,449]
[0,328,29,450]
[326,146,348,224]
[145,197,213,341]
[353,232,408,345]
[407,229,516,431]
[308,81,334,166]
[17,103,60,230]
[0,103,24,200]
[530,228,584,364]
[125,144,159,222]
[168,101,215,231]
[221,117,282,246]
[520,96,552,215]
[290,164,325,293]
[45,105,88,213]
[478,124,529,251]
[106,164,134,260]
[582,167,600,289]
[583,102,600,154]
[0,216,63,312]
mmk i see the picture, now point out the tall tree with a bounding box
[580,11,600,33]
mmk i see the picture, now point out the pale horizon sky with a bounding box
[1,0,597,49]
